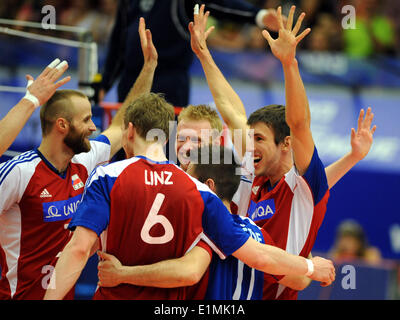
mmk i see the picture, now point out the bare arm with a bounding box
[43,226,98,300]
[102,17,158,158]
[278,252,313,291]
[97,246,211,288]
[0,59,70,157]
[189,5,248,157]
[325,107,376,189]
[233,237,335,286]
[262,6,313,175]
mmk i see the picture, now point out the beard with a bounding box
[64,124,91,154]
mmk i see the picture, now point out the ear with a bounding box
[204,178,216,193]
[281,136,291,151]
[55,118,70,134]
[127,122,135,140]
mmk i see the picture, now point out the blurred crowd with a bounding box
[0,0,399,57]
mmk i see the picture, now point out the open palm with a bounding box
[262,6,310,66]
[351,107,376,160]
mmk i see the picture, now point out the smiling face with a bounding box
[249,122,284,178]
[176,118,221,171]
[63,96,97,154]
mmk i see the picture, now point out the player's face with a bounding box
[64,96,97,154]
[249,122,282,177]
[176,119,220,171]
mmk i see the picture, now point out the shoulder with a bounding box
[0,150,41,184]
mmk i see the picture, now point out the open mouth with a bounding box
[253,156,261,165]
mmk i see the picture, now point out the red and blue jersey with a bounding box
[0,135,111,299]
[69,155,250,300]
[232,147,329,300]
[205,215,272,300]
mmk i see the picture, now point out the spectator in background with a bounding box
[330,219,382,265]
[341,0,396,57]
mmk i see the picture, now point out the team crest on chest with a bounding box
[71,174,84,191]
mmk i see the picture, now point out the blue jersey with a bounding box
[205,216,265,300]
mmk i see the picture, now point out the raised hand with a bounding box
[350,107,377,161]
[26,58,70,107]
[262,8,288,32]
[188,4,215,57]
[261,6,310,66]
[139,17,158,66]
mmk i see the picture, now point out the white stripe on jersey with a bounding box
[276,167,315,299]
[0,203,22,298]
[232,260,244,299]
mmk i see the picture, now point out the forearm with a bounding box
[283,60,310,129]
[118,260,199,288]
[325,151,359,189]
[198,50,248,155]
[279,274,312,291]
[234,238,308,277]
[44,243,90,300]
[0,99,36,156]
[110,62,156,127]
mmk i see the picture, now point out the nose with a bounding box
[89,120,97,132]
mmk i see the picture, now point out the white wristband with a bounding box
[23,90,40,108]
[255,9,269,29]
[305,258,314,277]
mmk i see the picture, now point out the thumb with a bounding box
[262,30,274,47]
[351,128,356,140]
[26,75,34,88]
[97,251,113,261]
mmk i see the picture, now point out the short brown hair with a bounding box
[40,89,88,136]
[124,93,175,140]
[192,145,240,202]
[178,104,223,132]
[247,104,290,145]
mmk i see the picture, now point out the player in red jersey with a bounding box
[0,17,158,300]
[188,5,376,299]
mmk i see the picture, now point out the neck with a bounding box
[133,141,168,162]
[266,152,293,186]
[222,199,232,213]
[38,136,75,173]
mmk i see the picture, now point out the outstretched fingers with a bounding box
[296,27,311,44]
[286,5,295,31]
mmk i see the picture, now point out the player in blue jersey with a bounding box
[95,145,330,300]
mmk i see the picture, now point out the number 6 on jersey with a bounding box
[140,193,174,244]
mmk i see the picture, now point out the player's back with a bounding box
[93,156,205,300]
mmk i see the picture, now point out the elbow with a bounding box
[181,269,204,287]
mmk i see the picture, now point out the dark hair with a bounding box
[192,145,241,202]
[247,104,290,145]
[124,93,175,140]
[40,89,88,136]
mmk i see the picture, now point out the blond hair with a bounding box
[178,104,223,132]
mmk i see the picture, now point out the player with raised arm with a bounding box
[0,17,157,300]
[190,5,376,299]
